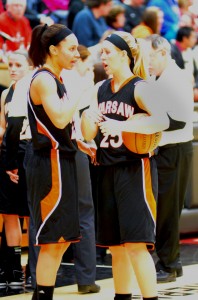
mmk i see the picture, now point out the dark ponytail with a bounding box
[28,24,72,68]
[28,25,46,67]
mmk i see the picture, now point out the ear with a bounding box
[122,50,127,58]
[121,50,129,62]
[49,45,58,56]
[161,49,167,56]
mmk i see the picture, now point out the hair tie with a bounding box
[41,23,48,35]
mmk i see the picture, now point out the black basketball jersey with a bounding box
[1,84,14,151]
[96,76,149,165]
[28,68,77,156]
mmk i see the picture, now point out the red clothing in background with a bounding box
[0,12,32,51]
[0,0,4,13]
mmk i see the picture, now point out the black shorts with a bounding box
[96,157,158,249]
[26,149,81,245]
[0,152,29,217]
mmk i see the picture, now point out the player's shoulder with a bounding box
[1,87,9,100]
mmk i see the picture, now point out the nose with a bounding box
[75,49,80,58]
[100,52,106,60]
[9,65,17,71]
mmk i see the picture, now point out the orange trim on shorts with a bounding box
[40,149,60,221]
[143,158,157,221]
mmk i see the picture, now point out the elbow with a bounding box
[81,129,95,142]
[53,118,70,129]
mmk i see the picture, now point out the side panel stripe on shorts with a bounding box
[141,158,156,230]
[36,149,62,244]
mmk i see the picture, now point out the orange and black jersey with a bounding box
[28,68,77,156]
[96,76,150,165]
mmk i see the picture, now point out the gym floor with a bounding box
[0,241,198,299]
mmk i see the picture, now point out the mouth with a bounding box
[102,63,108,70]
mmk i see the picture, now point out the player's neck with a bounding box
[43,63,61,78]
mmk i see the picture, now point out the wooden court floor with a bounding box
[1,264,198,299]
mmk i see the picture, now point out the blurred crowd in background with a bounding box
[0,0,198,102]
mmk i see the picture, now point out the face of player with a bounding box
[100,40,125,76]
[8,53,29,82]
[56,34,80,70]
[6,0,26,20]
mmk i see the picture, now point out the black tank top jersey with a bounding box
[96,76,150,165]
[1,84,14,151]
[28,68,77,156]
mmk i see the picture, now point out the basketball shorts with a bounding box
[0,152,29,217]
[96,157,158,250]
[26,149,81,245]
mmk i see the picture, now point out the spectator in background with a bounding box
[0,0,4,13]
[67,0,85,29]
[178,0,198,31]
[0,0,32,52]
[170,26,198,101]
[146,0,180,41]
[41,0,70,24]
[171,26,197,71]
[105,5,126,30]
[132,6,163,38]
[24,1,54,29]
[72,0,113,47]
[123,0,146,33]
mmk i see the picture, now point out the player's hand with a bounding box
[98,116,122,136]
[6,169,19,184]
[76,140,99,165]
[82,109,103,125]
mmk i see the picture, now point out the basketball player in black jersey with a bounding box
[26,24,82,300]
[81,31,171,300]
[0,50,32,287]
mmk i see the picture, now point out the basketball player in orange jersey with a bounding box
[81,31,172,300]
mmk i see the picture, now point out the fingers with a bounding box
[6,171,19,184]
[83,109,103,124]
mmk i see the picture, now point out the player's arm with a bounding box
[98,81,170,136]
[0,88,9,143]
[30,73,81,129]
[120,81,170,134]
[81,82,104,141]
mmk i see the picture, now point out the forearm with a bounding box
[81,116,98,141]
[0,126,5,144]
[120,115,169,134]
[45,96,81,129]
